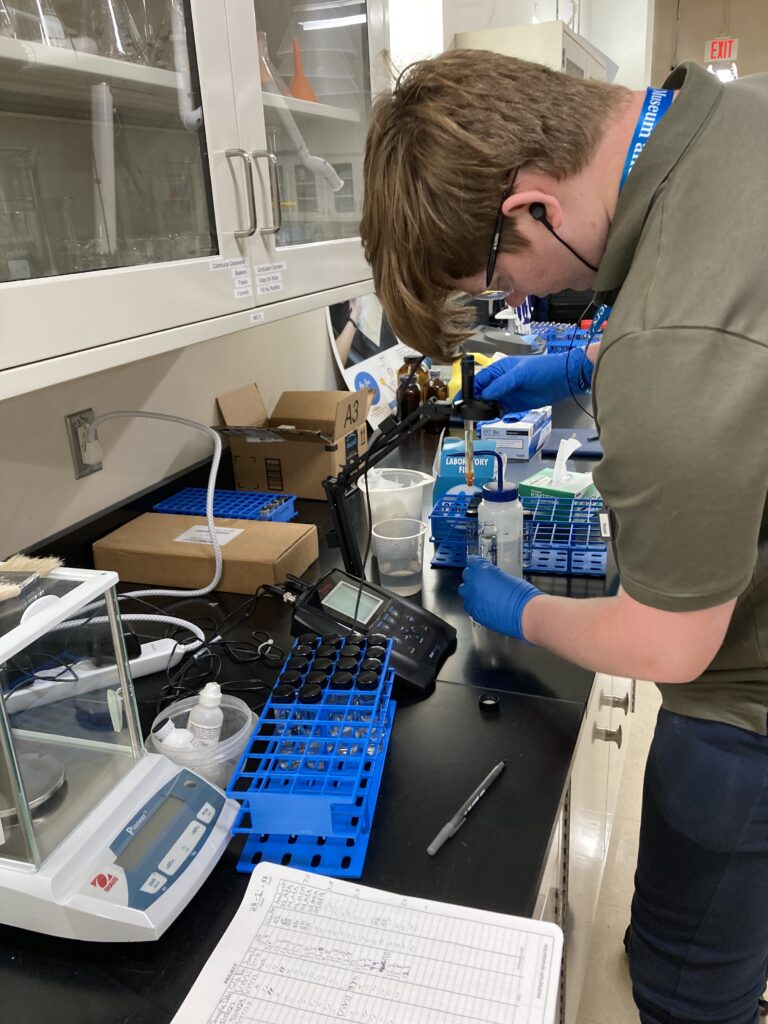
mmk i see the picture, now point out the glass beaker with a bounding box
[0,149,55,282]
[0,0,15,37]
[10,0,70,47]
[81,0,147,63]
[258,30,290,96]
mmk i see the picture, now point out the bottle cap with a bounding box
[280,670,303,689]
[296,632,318,646]
[197,682,222,708]
[152,718,174,740]
[312,658,334,675]
[293,644,314,658]
[298,683,323,704]
[320,634,342,648]
[365,646,387,662]
[361,658,382,673]
[478,693,500,712]
[336,657,357,673]
[272,684,296,704]
[356,671,379,691]
[367,633,388,646]
[316,645,338,660]
[482,482,519,502]
[341,645,362,660]
[346,631,366,645]
[288,656,310,674]
[330,671,354,690]
[305,671,328,688]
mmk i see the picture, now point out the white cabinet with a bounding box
[453,20,609,81]
[0,0,384,391]
[563,673,632,1024]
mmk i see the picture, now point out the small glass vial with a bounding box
[396,374,421,420]
[465,505,480,559]
[522,508,534,573]
[478,521,498,565]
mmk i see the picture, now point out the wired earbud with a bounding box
[529,202,599,273]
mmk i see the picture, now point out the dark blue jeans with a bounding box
[629,709,768,1024]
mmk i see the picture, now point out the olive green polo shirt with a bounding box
[591,62,768,735]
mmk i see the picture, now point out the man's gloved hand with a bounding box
[472,349,593,414]
[459,556,541,641]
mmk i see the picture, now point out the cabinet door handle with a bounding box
[253,150,282,236]
[594,723,623,748]
[225,148,257,238]
[600,692,630,715]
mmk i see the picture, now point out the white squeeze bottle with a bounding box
[187,682,224,746]
[152,718,204,752]
[478,481,524,577]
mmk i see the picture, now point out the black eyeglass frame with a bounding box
[485,172,519,289]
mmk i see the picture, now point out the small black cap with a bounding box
[361,658,382,673]
[368,632,388,646]
[312,658,334,675]
[346,631,366,645]
[296,632,319,646]
[330,671,354,690]
[288,656,310,674]
[356,671,380,691]
[316,645,338,660]
[305,671,328,688]
[478,693,500,712]
[272,684,296,704]
[366,645,387,661]
[280,670,303,689]
[298,683,323,704]
[293,644,314,658]
[341,645,362,660]
[320,634,343,648]
[337,657,357,673]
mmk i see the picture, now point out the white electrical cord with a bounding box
[84,410,223,600]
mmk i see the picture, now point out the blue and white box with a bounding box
[479,406,552,461]
[432,438,500,503]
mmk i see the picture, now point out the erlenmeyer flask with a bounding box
[82,0,147,63]
[0,0,15,37]
[11,0,70,47]
[258,30,290,96]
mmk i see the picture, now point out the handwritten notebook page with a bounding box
[172,863,563,1024]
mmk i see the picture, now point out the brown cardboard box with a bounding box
[216,385,370,500]
[93,514,319,595]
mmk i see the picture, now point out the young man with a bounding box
[361,51,768,1024]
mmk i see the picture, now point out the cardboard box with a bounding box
[479,407,552,461]
[93,514,319,595]
[518,467,598,500]
[216,385,370,500]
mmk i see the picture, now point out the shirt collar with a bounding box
[593,62,724,304]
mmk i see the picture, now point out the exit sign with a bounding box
[706,37,738,61]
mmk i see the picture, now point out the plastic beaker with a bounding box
[358,468,433,524]
[371,518,426,597]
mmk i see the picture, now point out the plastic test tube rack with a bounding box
[227,633,396,878]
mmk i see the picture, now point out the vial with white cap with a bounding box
[187,682,224,746]
[478,481,524,577]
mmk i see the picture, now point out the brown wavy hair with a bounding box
[361,49,629,359]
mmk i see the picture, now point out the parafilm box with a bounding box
[479,406,552,460]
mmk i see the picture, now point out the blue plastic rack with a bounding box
[429,494,606,577]
[153,487,297,522]
[227,635,395,878]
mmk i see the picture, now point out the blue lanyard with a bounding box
[587,87,674,341]
[619,86,675,192]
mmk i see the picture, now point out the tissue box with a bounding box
[519,466,598,500]
[479,407,552,461]
[433,438,499,502]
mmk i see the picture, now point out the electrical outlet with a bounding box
[65,408,102,479]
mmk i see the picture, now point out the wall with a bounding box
[0,310,338,557]
[653,0,768,84]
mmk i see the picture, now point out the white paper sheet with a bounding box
[172,863,563,1024]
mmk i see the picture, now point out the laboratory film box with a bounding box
[93,514,319,595]
[216,385,371,501]
[479,406,552,460]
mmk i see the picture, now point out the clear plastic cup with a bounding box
[358,469,433,524]
[371,518,426,596]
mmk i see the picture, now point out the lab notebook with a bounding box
[171,862,563,1024]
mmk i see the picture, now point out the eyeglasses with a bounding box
[485,172,518,289]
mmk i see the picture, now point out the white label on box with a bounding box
[234,286,253,299]
[257,282,283,295]
[249,311,266,324]
[498,439,524,450]
[174,526,244,546]
[209,256,246,272]
[8,259,31,280]
[256,261,286,274]
[232,266,251,280]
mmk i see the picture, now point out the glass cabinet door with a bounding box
[0,0,252,371]
[230,0,378,302]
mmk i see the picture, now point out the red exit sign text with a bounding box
[706,37,738,61]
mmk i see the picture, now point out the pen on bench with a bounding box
[426,760,506,856]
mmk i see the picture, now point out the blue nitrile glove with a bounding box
[472,349,593,414]
[459,556,541,641]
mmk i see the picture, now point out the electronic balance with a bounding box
[0,567,237,941]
